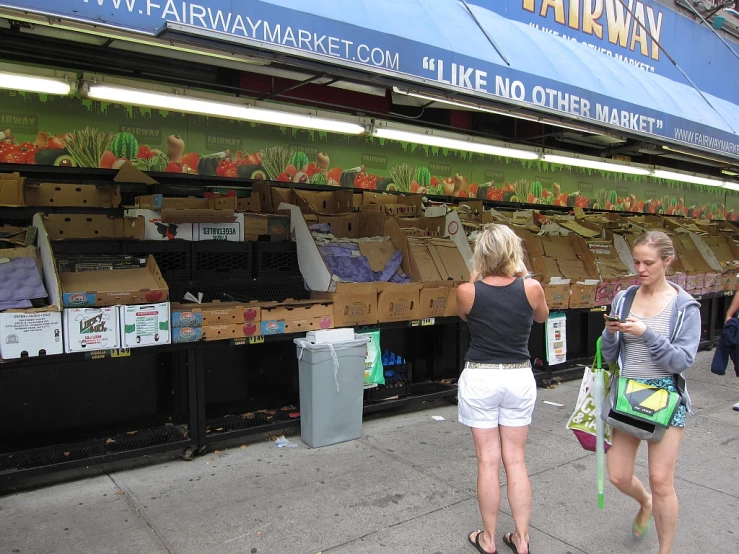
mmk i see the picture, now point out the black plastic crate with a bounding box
[364,362,412,402]
[52,240,123,255]
[168,278,308,304]
[121,240,192,281]
[192,241,253,279]
[254,241,300,279]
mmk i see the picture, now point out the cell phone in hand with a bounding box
[604,315,623,323]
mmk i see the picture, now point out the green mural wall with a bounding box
[0,90,736,220]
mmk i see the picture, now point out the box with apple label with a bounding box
[119,302,171,348]
[172,326,203,344]
[63,307,120,353]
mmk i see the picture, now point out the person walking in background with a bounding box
[601,231,700,554]
[456,224,549,554]
[711,284,739,411]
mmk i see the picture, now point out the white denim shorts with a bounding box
[457,362,537,428]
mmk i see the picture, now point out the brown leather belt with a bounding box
[465,362,531,370]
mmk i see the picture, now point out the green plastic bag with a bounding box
[358,331,384,386]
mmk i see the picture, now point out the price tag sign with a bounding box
[248,335,265,345]
[87,348,131,360]
[590,306,607,313]
[411,318,435,327]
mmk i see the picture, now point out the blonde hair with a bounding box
[473,224,524,278]
[633,231,676,261]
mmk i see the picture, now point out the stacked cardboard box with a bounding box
[171,301,263,342]
[0,215,64,360]
[127,194,245,241]
[0,172,25,207]
[59,255,171,351]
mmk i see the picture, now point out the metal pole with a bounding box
[461,0,511,66]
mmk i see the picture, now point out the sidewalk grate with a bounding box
[0,425,189,474]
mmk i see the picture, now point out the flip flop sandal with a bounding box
[468,530,497,554]
[503,532,531,554]
[632,511,653,539]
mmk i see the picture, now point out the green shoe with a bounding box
[632,510,653,539]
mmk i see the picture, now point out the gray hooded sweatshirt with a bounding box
[601,283,701,412]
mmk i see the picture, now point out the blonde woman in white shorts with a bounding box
[457,224,549,554]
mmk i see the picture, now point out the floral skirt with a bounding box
[631,377,687,428]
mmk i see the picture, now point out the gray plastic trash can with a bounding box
[294,336,369,448]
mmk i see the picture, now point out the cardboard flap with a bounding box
[359,240,396,272]
[296,190,353,215]
[114,162,158,185]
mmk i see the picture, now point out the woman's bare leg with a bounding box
[607,429,652,530]
[647,427,684,554]
[470,427,502,553]
[500,425,531,554]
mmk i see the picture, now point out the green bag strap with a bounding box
[595,337,602,370]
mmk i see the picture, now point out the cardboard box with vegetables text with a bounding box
[60,255,169,308]
[243,213,290,242]
[135,194,237,223]
[0,214,64,360]
[119,303,171,348]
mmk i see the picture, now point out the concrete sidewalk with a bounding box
[1,351,737,554]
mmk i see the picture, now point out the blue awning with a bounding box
[3,0,739,160]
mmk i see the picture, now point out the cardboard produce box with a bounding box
[236,192,262,213]
[362,191,423,216]
[60,255,169,308]
[394,216,445,237]
[296,190,353,215]
[135,194,237,223]
[202,323,260,341]
[44,214,145,240]
[405,237,470,282]
[63,306,120,352]
[419,283,454,319]
[377,283,421,323]
[0,172,25,206]
[243,213,290,242]
[311,282,378,327]
[260,300,333,335]
[171,301,261,327]
[195,214,244,242]
[25,183,121,208]
[0,214,64,360]
[172,326,203,343]
[119,303,171,348]
[125,209,194,241]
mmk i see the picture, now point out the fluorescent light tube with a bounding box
[373,127,539,160]
[723,182,739,191]
[85,84,365,135]
[651,169,725,187]
[542,154,651,175]
[0,71,72,95]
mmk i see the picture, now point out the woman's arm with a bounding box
[726,293,739,323]
[456,282,475,322]
[523,279,549,323]
[639,304,701,373]
[600,291,625,362]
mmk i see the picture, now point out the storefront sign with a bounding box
[469,1,739,104]
[1,0,738,160]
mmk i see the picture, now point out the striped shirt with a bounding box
[621,297,676,379]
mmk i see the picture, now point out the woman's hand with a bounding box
[618,317,647,337]
[603,315,621,335]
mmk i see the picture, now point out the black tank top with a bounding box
[465,279,535,364]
